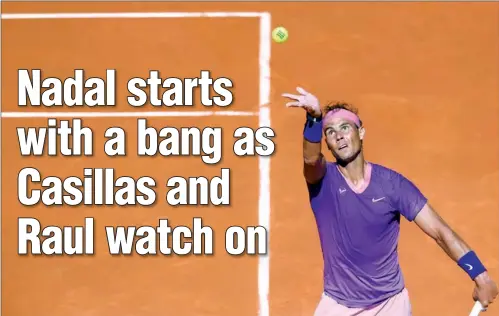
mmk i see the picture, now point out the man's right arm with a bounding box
[282,87,327,184]
[303,136,326,184]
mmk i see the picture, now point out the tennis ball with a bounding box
[272,26,288,43]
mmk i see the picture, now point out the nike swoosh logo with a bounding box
[372,197,385,203]
[465,264,473,271]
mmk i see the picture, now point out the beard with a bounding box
[332,144,362,167]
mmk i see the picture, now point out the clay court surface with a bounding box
[2,1,499,315]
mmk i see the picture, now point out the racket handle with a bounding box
[470,301,484,316]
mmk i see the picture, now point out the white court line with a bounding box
[0,12,265,19]
[0,111,258,118]
[258,12,271,316]
[1,10,273,316]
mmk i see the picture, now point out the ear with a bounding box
[358,126,366,140]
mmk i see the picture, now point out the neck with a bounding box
[337,152,368,184]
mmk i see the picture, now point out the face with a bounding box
[323,117,365,163]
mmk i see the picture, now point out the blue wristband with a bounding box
[457,251,487,280]
[303,113,323,143]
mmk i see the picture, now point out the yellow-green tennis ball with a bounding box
[272,26,288,43]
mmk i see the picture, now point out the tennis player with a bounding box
[282,87,498,315]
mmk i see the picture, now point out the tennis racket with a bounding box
[469,301,484,316]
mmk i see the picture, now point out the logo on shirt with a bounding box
[338,187,347,195]
[372,197,385,203]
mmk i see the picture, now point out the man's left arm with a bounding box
[413,203,498,309]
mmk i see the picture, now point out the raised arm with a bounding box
[414,203,498,310]
[282,87,326,184]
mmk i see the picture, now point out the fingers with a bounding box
[283,87,316,113]
[477,298,491,312]
[296,86,309,95]
[481,302,489,312]
[281,93,301,100]
[282,87,311,99]
[285,101,301,107]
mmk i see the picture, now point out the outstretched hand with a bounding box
[282,87,322,118]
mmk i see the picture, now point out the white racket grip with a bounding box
[469,301,483,316]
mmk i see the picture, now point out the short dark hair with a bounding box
[322,101,363,127]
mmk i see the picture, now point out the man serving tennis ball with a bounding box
[283,87,498,315]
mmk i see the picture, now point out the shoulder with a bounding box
[370,163,422,195]
[306,161,339,196]
[325,161,339,174]
[311,161,340,185]
[371,163,410,182]
[370,163,403,183]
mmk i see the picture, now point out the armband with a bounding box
[303,113,323,143]
[457,251,487,280]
